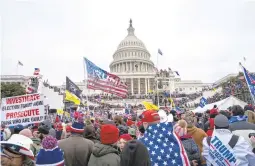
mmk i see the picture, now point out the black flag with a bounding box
[66,76,82,98]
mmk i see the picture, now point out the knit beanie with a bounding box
[71,121,85,134]
[119,134,133,141]
[36,135,64,166]
[38,119,52,135]
[100,124,119,145]
[19,129,33,138]
[173,120,187,137]
[120,140,151,166]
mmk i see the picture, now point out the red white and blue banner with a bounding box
[241,65,255,103]
[84,57,128,98]
[139,122,190,166]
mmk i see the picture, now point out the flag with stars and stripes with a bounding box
[241,65,255,102]
[84,57,128,98]
[139,122,190,166]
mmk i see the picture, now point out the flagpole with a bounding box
[83,57,90,112]
[156,52,160,108]
[240,63,255,104]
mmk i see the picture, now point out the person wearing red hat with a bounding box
[118,134,133,151]
[88,124,120,166]
[139,110,161,129]
[61,125,72,139]
[204,105,218,136]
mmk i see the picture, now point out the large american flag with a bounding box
[139,122,190,166]
[242,65,255,101]
[84,57,128,98]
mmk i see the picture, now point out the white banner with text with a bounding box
[1,93,45,126]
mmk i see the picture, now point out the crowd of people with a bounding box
[1,103,255,166]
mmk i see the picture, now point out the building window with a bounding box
[195,88,197,90]
[190,88,192,90]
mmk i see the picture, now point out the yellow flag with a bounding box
[57,109,64,115]
[168,98,175,107]
[213,88,216,92]
[65,90,80,105]
[142,101,159,111]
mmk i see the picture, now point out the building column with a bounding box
[145,78,148,95]
[130,62,132,72]
[138,78,140,94]
[146,64,148,72]
[125,62,127,72]
[131,78,134,95]
[148,78,150,92]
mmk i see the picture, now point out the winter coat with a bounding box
[88,143,120,166]
[58,134,94,166]
[30,137,41,156]
[180,135,200,164]
[202,129,255,166]
[229,121,255,148]
[187,126,207,165]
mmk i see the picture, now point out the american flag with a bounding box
[33,68,40,75]
[84,57,128,98]
[242,65,255,101]
[139,122,190,166]
[26,86,35,94]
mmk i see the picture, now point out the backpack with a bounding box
[206,118,214,136]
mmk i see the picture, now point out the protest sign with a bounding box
[1,93,45,126]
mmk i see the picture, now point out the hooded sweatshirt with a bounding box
[120,140,151,166]
[88,143,120,166]
[187,126,207,164]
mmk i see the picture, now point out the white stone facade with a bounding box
[109,19,156,95]
[175,80,211,94]
[0,75,31,88]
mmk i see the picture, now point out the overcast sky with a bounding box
[1,0,255,85]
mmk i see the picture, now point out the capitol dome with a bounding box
[109,19,155,95]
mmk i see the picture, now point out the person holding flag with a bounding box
[139,110,190,166]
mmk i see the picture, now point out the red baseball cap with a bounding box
[140,110,160,123]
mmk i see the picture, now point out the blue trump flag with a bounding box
[242,65,255,103]
[199,97,208,108]
[139,122,190,166]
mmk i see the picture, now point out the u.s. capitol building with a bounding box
[109,19,210,95]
